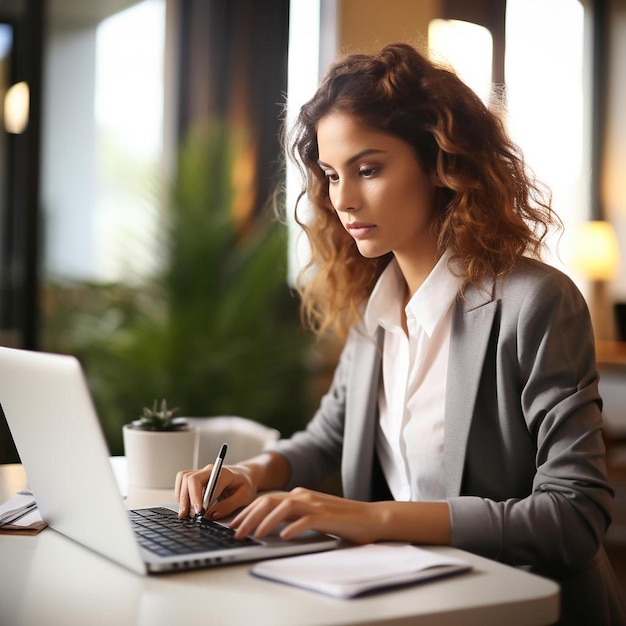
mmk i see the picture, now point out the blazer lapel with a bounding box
[445,284,499,497]
[342,328,383,502]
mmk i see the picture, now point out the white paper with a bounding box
[251,543,471,598]
[0,493,44,528]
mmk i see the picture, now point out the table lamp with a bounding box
[3,81,29,134]
[571,220,620,341]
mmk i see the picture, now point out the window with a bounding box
[42,0,166,285]
[428,19,493,106]
[94,0,166,283]
[286,0,330,285]
[505,0,585,270]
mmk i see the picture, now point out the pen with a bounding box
[197,443,228,518]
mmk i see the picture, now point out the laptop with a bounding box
[0,346,338,575]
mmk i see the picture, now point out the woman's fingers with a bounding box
[175,469,194,517]
[174,469,189,501]
[181,477,379,543]
[231,493,281,537]
[176,465,260,520]
[175,466,212,517]
[231,489,331,539]
[206,473,256,519]
[243,496,303,538]
[230,488,379,544]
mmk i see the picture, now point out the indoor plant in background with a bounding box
[123,399,199,489]
[42,121,313,457]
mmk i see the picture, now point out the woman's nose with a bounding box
[330,180,359,213]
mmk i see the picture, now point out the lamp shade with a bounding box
[571,220,620,280]
[3,81,29,134]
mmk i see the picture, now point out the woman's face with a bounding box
[316,111,438,266]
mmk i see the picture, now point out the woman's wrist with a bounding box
[236,451,290,493]
[371,500,452,545]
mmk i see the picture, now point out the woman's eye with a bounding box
[359,167,378,178]
[325,171,339,183]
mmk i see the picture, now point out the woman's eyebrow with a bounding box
[317,148,387,169]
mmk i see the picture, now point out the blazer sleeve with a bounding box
[447,266,614,577]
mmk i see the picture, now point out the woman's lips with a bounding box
[346,222,376,239]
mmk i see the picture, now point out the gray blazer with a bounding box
[272,257,625,624]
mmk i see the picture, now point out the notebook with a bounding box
[0,346,338,575]
[251,543,472,598]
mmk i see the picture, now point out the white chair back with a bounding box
[184,416,280,468]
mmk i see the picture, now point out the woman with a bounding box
[176,43,625,623]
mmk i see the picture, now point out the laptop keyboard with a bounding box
[129,507,259,557]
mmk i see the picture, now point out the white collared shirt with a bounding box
[364,251,460,502]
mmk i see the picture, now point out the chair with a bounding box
[185,416,280,468]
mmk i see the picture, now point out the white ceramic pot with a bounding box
[123,425,199,489]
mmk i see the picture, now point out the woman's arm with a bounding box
[230,488,451,545]
[448,265,613,573]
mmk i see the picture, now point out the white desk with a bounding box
[0,463,560,626]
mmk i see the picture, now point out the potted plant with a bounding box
[123,399,199,489]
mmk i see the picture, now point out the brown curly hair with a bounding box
[286,42,559,339]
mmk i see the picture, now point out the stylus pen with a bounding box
[197,443,228,518]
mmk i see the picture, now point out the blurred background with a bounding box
[0,3,624,584]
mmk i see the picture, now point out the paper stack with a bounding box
[0,492,47,535]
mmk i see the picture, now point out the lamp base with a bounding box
[589,280,615,342]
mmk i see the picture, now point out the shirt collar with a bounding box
[364,250,459,337]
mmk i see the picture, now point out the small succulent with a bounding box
[131,399,188,431]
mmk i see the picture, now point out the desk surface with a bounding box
[0,463,560,626]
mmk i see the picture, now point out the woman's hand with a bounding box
[230,488,452,546]
[230,488,386,544]
[176,451,291,521]
[175,464,258,520]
